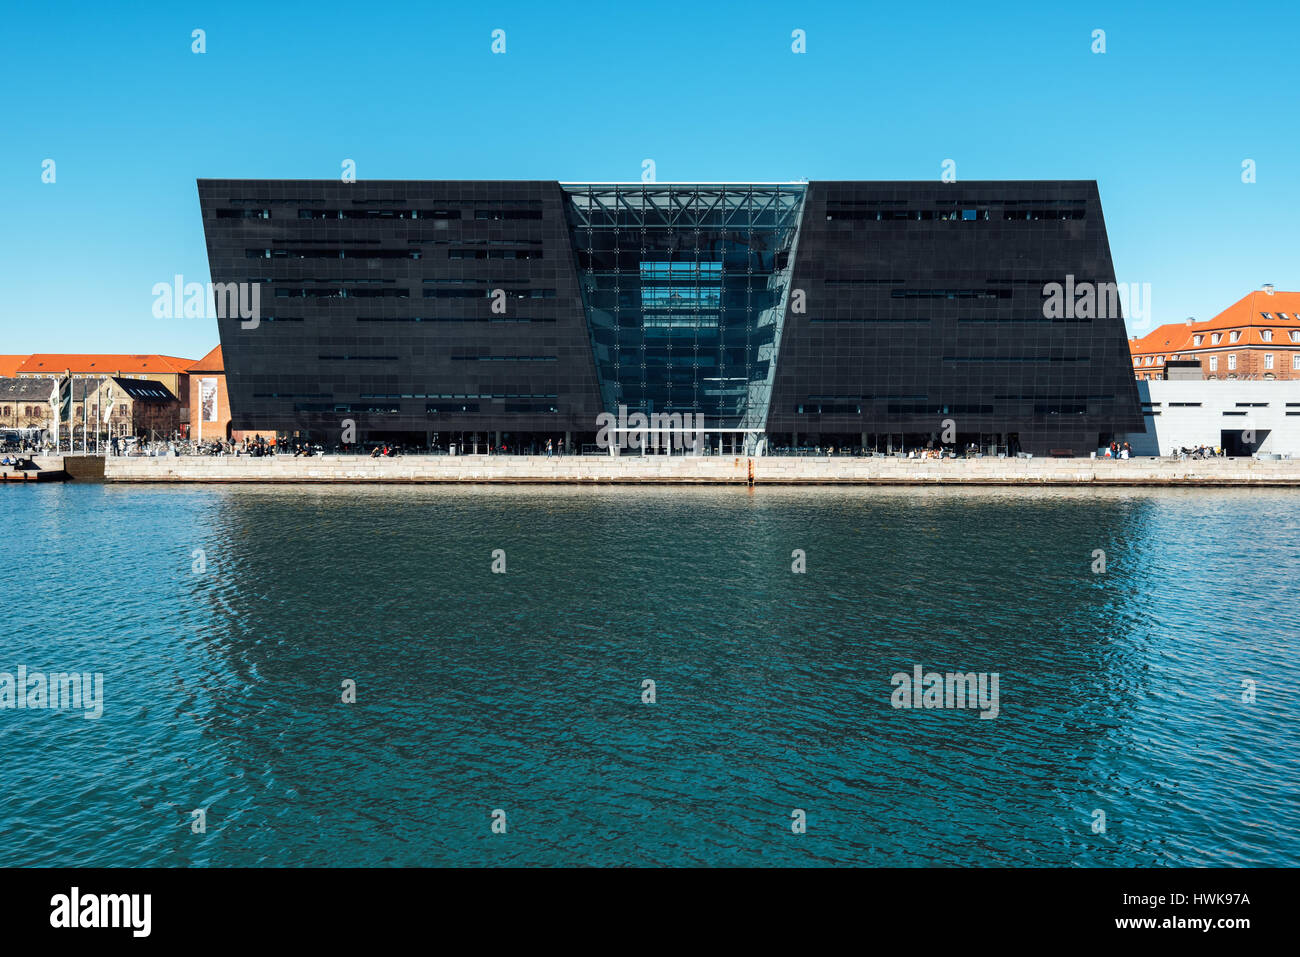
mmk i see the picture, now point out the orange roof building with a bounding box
[0,356,27,378]
[16,354,196,377]
[1129,287,1300,381]
[16,353,197,419]
[184,344,271,443]
[186,345,223,374]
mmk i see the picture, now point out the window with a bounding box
[1261,312,1274,320]
[1230,331,1241,343]
[1228,354,1237,370]
[1144,356,1154,365]
[1210,356,1219,371]
[474,209,543,220]
[1133,357,1140,367]
[1294,354,1300,370]
[890,288,1011,299]
[1265,354,1275,369]
[1290,331,1300,343]
[1,406,8,416]
[1261,329,1273,342]
[1193,334,1204,346]
[118,404,127,415]
[1279,313,1292,320]
[1157,355,1165,365]
[1211,333,1222,344]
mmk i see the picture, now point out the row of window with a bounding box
[1187,329,1300,346]
[793,401,1090,415]
[261,277,396,284]
[942,356,1090,363]
[219,207,547,221]
[424,288,556,299]
[1138,332,1300,363]
[1138,353,1300,371]
[805,316,1095,324]
[247,249,422,259]
[448,249,543,260]
[824,198,1088,207]
[890,289,1013,300]
[825,208,1085,222]
[355,316,556,323]
[795,403,997,415]
[275,288,409,298]
[359,393,558,400]
[825,278,1089,286]
[295,209,456,220]
[1,404,128,416]
[1144,402,1279,410]
[425,403,558,414]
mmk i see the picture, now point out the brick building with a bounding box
[0,378,54,431]
[184,345,274,442]
[0,375,181,444]
[91,377,182,440]
[1129,287,1300,381]
[16,354,195,422]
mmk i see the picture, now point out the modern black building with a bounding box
[198,179,1143,455]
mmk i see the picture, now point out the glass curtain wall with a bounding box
[563,185,805,430]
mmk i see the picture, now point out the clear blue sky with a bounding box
[1,0,1296,359]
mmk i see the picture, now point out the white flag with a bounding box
[48,377,59,434]
[102,385,115,423]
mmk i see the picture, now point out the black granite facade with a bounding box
[199,179,1143,454]
[766,181,1144,454]
[197,179,604,449]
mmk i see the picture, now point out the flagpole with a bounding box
[50,375,59,455]
[62,368,70,454]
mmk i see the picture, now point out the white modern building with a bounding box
[1124,380,1300,456]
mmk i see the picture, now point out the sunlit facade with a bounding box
[199,179,1142,454]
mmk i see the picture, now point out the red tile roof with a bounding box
[0,356,28,378]
[187,345,224,373]
[16,354,196,376]
[1130,289,1300,358]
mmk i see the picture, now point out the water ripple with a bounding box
[0,484,1296,866]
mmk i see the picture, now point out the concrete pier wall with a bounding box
[100,454,1300,486]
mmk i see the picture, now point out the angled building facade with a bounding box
[198,179,1142,454]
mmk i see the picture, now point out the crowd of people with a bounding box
[5,430,1255,462]
[1176,444,1225,459]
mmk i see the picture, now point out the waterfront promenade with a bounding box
[36,453,1300,486]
